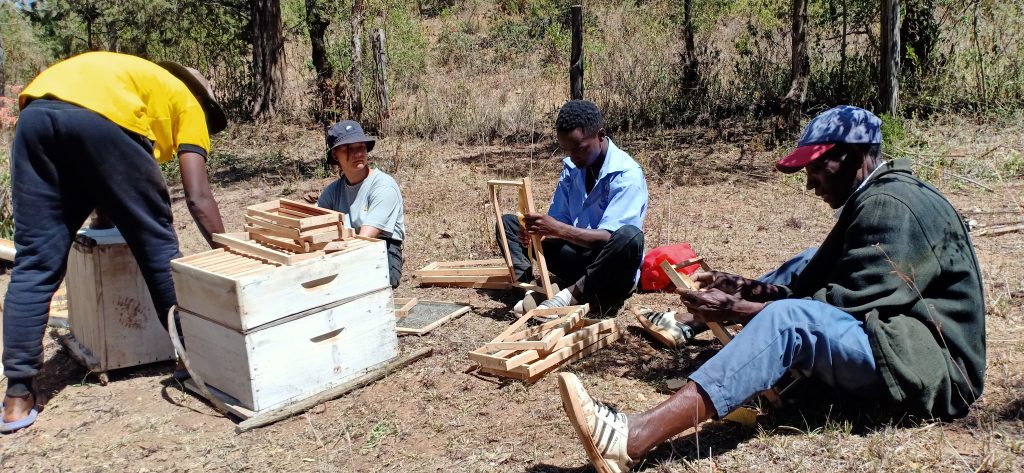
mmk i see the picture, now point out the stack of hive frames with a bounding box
[468,305,620,383]
[243,198,352,254]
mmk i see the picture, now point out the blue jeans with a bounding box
[689,248,886,418]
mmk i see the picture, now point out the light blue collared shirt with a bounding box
[548,138,648,233]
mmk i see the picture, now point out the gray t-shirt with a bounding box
[317,170,405,241]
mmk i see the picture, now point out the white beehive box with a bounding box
[170,237,397,411]
[170,237,390,331]
[65,228,176,373]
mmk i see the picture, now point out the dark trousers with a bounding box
[3,99,180,384]
[384,238,403,289]
[497,214,644,314]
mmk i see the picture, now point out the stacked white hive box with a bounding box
[170,237,397,412]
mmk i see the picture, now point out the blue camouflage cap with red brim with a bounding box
[776,105,882,174]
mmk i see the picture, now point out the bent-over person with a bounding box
[3,52,229,433]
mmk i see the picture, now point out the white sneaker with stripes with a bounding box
[557,373,632,473]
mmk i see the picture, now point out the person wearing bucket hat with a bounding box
[3,51,230,432]
[312,120,405,288]
[555,105,985,471]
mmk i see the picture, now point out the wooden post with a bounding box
[349,0,365,121]
[371,27,390,135]
[569,5,584,100]
[880,0,900,115]
[0,35,6,96]
[781,0,809,131]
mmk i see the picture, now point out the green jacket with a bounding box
[784,160,985,419]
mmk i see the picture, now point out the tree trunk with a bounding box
[681,0,698,85]
[349,0,365,121]
[305,0,336,125]
[781,0,810,131]
[569,5,583,100]
[251,0,286,119]
[879,0,900,114]
[371,27,390,135]
[839,0,847,97]
[106,20,119,52]
[0,35,6,96]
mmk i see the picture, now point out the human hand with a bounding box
[693,271,781,302]
[677,288,764,324]
[523,212,562,238]
[692,270,750,294]
[303,191,321,204]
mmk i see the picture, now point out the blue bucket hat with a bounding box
[326,120,375,153]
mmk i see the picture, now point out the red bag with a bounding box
[640,243,701,293]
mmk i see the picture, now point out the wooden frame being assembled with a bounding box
[468,305,621,383]
[489,177,556,299]
[414,178,555,297]
[659,257,791,405]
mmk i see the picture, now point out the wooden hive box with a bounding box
[171,237,390,331]
[171,237,398,412]
[64,228,176,375]
[178,288,397,411]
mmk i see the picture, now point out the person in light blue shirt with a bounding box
[314,120,406,288]
[498,100,647,317]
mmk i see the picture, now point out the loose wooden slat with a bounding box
[244,216,301,238]
[394,297,418,318]
[245,208,302,228]
[212,233,296,265]
[416,280,514,290]
[412,267,510,277]
[434,259,507,267]
[489,184,518,282]
[416,274,514,284]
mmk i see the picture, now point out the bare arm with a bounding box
[357,225,382,238]
[522,212,610,249]
[179,151,225,248]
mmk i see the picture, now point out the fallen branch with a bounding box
[974,224,1024,237]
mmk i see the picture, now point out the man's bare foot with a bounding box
[2,393,35,423]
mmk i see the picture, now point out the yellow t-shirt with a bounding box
[19,51,211,164]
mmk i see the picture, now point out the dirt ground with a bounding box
[1,118,1021,472]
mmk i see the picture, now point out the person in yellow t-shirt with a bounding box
[2,52,228,433]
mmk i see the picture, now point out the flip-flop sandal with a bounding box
[557,373,632,473]
[1,401,39,434]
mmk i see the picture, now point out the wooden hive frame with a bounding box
[212,232,325,266]
[413,259,516,289]
[244,198,353,253]
[413,177,555,297]
[469,304,621,383]
[659,257,798,405]
[489,177,556,299]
